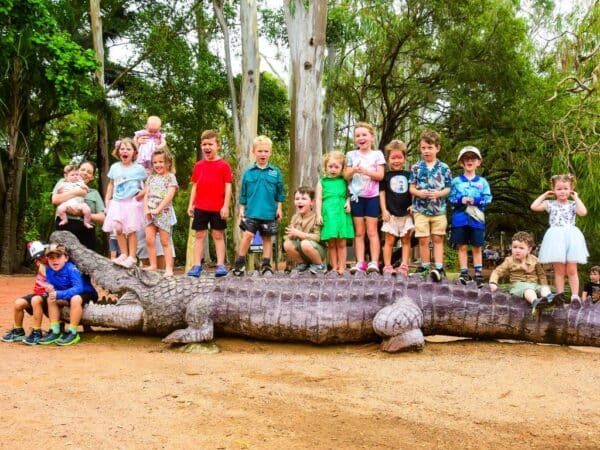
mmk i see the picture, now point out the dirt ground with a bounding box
[1,275,599,450]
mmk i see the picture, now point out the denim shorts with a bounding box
[350,196,380,218]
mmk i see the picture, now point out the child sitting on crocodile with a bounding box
[283,186,326,274]
[488,231,564,316]
[38,242,98,346]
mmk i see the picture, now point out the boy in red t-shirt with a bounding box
[186,129,233,277]
[1,241,49,345]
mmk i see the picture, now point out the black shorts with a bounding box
[55,217,98,252]
[21,293,49,316]
[192,208,227,231]
[240,217,278,236]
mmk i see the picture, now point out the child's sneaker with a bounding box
[2,327,26,343]
[366,261,379,274]
[458,273,472,285]
[39,330,62,345]
[232,263,245,276]
[260,263,274,275]
[412,265,429,277]
[430,267,446,282]
[382,265,395,274]
[309,264,326,274]
[474,275,485,288]
[214,265,228,278]
[56,331,80,346]
[187,265,203,277]
[350,261,367,274]
[296,263,309,273]
[531,296,550,317]
[397,263,409,276]
[23,329,43,346]
[113,254,128,266]
[122,256,137,269]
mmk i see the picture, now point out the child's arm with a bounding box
[149,186,177,215]
[379,190,390,222]
[156,134,167,151]
[187,183,197,217]
[488,258,510,292]
[275,202,282,220]
[315,180,323,225]
[571,191,587,216]
[220,182,231,220]
[582,288,588,302]
[535,262,548,287]
[356,163,384,181]
[55,267,85,301]
[530,191,553,212]
[104,180,114,207]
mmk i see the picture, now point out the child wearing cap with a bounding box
[1,241,50,345]
[38,242,98,346]
[449,146,492,287]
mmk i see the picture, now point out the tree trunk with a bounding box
[0,57,27,273]
[89,0,110,194]
[285,0,327,204]
[322,43,337,153]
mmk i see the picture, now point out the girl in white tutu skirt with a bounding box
[102,138,147,268]
[531,174,588,303]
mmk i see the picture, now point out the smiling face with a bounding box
[78,162,95,185]
[511,240,531,262]
[253,143,272,167]
[201,137,220,161]
[294,191,313,215]
[552,180,572,202]
[419,139,440,163]
[354,126,374,152]
[151,153,168,175]
[388,150,406,171]
[590,271,600,284]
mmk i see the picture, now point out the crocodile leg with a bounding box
[373,297,424,352]
[162,295,214,344]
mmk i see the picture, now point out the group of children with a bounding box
[1,119,596,346]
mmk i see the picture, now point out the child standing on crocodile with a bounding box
[187,129,233,278]
[315,151,354,275]
[409,129,452,282]
[344,122,385,274]
[144,148,178,277]
[379,140,414,276]
[102,138,147,269]
[233,135,285,276]
[530,174,588,304]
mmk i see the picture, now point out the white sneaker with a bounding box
[366,261,379,274]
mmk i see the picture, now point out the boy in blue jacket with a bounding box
[38,242,98,346]
[449,146,492,287]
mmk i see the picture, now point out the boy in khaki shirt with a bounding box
[283,186,326,274]
[489,231,564,316]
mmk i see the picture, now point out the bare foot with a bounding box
[58,219,68,226]
[143,266,157,272]
[83,222,94,229]
[163,271,174,278]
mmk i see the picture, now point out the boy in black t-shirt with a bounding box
[379,140,414,276]
[582,266,600,303]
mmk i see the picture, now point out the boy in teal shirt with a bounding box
[233,135,285,275]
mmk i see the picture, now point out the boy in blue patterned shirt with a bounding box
[449,146,492,287]
[233,135,285,276]
[409,130,452,281]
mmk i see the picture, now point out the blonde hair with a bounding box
[551,174,575,188]
[63,164,78,176]
[355,121,375,137]
[323,150,346,171]
[253,135,272,149]
[112,137,138,160]
[151,148,176,173]
[384,139,407,160]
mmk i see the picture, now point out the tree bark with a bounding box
[285,0,327,201]
[89,0,110,195]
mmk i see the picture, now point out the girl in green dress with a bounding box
[315,151,355,274]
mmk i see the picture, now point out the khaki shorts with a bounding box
[413,212,447,237]
[381,215,414,238]
[289,239,327,262]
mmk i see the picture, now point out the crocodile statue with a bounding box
[51,230,600,352]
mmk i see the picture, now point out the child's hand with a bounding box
[285,226,299,238]
[220,205,229,220]
[316,216,323,226]
[570,191,579,199]
[543,190,554,198]
[44,283,54,293]
[381,210,390,222]
[134,192,145,202]
[276,207,282,220]
[489,283,498,293]
[344,199,351,212]
[462,196,474,205]
[149,208,160,215]
[187,206,194,217]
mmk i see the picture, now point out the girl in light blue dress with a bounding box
[530,174,588,302]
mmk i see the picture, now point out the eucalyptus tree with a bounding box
[0,0,97,273]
